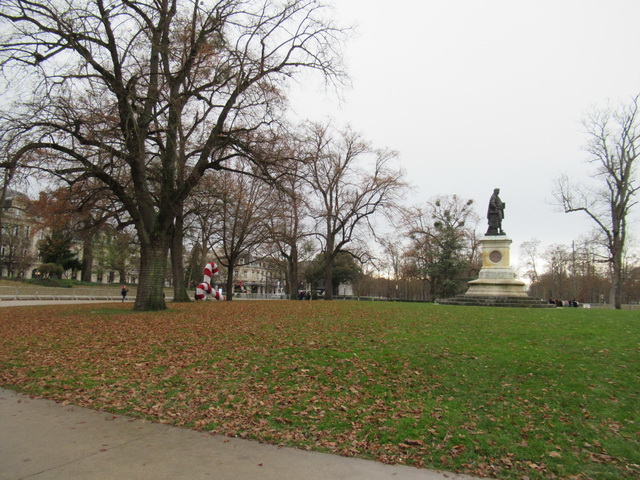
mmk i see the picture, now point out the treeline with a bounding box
[1,1,639,309]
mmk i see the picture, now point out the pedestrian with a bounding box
[121,285,128,302]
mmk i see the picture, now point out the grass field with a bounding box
[0,301,637,479]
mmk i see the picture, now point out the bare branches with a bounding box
[299,121,407,299]
[1,0,347,199]
[0,0,347,310]
[553,95,640,308]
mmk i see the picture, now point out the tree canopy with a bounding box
[0,0,346,310]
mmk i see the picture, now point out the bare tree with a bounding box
[621,251,640,303]
[184,173,223,288]
[379,235,405,281]
[519,238,541,285]
[553,95,640,309]
[265,154,313,299]
[527,236,616,304]
[570,235,613,303]
[206,164,273,300]
[540,243,570,300]
[0,0,346,310]
[303,123,406,300]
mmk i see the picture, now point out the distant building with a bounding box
[0,190,42,278]
[1,189,138,284]
[225,254,285,295]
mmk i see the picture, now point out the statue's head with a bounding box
[494,188,500,194]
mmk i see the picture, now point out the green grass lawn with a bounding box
[0,301,637,479]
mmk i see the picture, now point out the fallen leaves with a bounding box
[1,301,638,480]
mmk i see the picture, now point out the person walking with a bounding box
[120,285,128,302]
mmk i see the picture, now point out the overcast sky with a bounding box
[288,0,640,267]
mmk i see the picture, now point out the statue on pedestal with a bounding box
[437,188,553,306]
[486,188,506,236]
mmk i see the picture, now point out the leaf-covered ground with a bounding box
[1,301,638,479]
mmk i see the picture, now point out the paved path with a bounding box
[1,300,486,480]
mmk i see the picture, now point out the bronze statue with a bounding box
[486,188,506,235]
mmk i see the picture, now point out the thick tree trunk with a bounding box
[81,236,93,282]
[429,279,437,301]
[171,215,191,302]
[611,246,623,310]
[225,266,235,301]
[289,261,299,300]
[323,232,336,300]
[288,245,299,300]
[134,238,169,311]
[284,261,292,299]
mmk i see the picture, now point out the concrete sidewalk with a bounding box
[0,388,485,480]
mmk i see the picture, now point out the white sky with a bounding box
[288,0,640,266]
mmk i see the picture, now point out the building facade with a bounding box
[0,190,42,279]
[230,254,285,296]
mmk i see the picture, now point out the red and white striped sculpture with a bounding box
[195,262,224,301]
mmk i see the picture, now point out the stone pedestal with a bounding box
[465,236,527,297]
[437,234,553,307]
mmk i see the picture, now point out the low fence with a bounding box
[333,295,395,302]
[2,285,639,309]
[231,293,288,300]
[0,286,130,301]
[587,303,640,310]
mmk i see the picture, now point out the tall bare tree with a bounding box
[261,134,315,299]
[519,239,541,285]
[184,173,223,288]
[206,164,272,300]
[266,178,310,298]
[553,95,640,309]
[0,0,345,310]
[303,123,406,300]
[379,235,405,281]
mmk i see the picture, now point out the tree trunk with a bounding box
[0,169,16,278]
[288,245,299,300]
[81,235,93,282]
[134,238,169,311]
[324,251,334,300]
[171,215,191,302]
[429,279,437,301]
[290,261,299,300]
[611,244,623,310]
[283,260,292,299]
[225,265,235,301]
